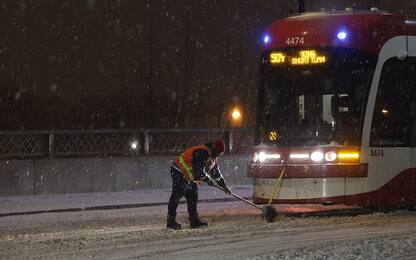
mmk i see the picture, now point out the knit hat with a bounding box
[212,138,226,154]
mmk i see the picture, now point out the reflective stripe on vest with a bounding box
[178,153,194,181]
[175,145,209,182]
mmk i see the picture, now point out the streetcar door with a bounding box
[357,37,408,201]
[367,57,415,197]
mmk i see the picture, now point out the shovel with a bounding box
[211,160,288,223]
[211,182,278,223]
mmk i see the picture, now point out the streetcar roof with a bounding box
[264,11,416,54]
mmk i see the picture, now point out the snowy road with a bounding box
[0,202,415,259]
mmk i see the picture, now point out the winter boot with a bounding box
[189,217,208,229]
[167,216,181,230]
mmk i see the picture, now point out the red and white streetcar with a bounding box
[248,8,416,209]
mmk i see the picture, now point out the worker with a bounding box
[167,138,232,230]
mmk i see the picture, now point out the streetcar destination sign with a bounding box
[269,50,326,65]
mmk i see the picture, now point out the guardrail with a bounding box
[0,128,254,159]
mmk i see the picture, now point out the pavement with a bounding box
[0,184,368,218]
[0,185,253,217]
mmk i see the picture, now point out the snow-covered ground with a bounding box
[0,199,415,260]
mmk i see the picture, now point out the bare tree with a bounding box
[172,11,196,128]
[145,17,156,128]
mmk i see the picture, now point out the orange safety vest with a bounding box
[175,145,210,182]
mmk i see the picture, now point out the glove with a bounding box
[223,186,232,195]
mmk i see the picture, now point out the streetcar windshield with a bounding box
[257,48,377,146]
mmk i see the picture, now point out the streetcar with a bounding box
[248,8,416,209]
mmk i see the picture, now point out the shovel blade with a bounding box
[262,206,277,223]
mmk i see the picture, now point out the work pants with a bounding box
[167,166,198,219]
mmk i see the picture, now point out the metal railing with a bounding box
[0,128,254,159]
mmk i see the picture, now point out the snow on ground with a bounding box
[0,201,415,259]
[252,233,416,260]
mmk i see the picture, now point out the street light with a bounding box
[231,107,242,121]
[130,140,139,150]
[229,107,242,128]
[225,106,243,153]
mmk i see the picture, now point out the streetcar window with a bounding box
[370,58,416,147]
[256,48,376,147]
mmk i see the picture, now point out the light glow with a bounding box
[382,109,388,114]
[256,152,281,163]
[258,152,266,162]
[338,152,359,160]
[310,151,324,162]
[264,35,271,44]
[405,20,416,25]
[231,108,241,120]
[265,153,281,159]
[130,140,139,150]
[337,31,347,40]
[324,151,337,162]
[253,153,259,162]
[290,153,309,159]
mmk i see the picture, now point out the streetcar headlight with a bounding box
[253,152,259,162]
[253,152,281,163]
[310,151,324,162]
[324,151,337,162]
[265,153,281,160]
[258,152,266,162]
[289,153,309,160]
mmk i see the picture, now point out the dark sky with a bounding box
[1,0,415,130]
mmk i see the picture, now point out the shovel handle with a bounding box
[212,183,263,210]
[229,192,263,209]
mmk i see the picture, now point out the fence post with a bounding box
[48,132,54,158]
[144,131,150,154]
[228,130,233,153]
